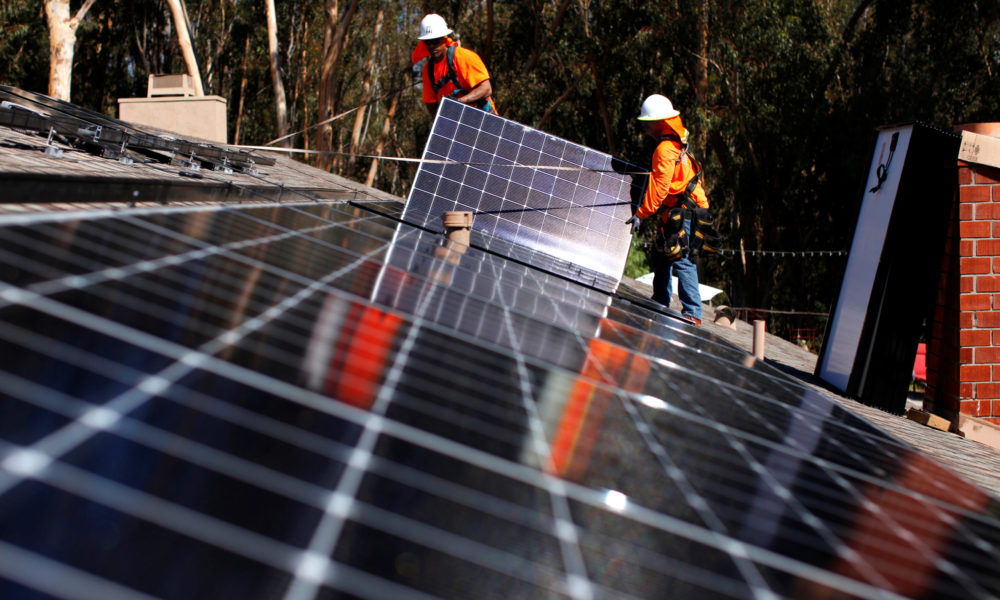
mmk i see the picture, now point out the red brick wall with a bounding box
[928,162,1000,425]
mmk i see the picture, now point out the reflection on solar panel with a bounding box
[404,99,643,292]
[2,120,1000,599]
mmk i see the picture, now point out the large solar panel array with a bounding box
[2,198,1000,599]
[1,97,1000,599]
[405,99,643,292]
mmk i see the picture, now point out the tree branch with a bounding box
[70,0,96,27]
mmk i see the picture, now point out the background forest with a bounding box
[3,0,1000,343]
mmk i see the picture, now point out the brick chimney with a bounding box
[927,123,1000,425]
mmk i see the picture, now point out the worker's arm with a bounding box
[458,79,491,105]
[635,142,680,220]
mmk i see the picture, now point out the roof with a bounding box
[1,86,1000,599]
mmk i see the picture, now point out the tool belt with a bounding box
[646,136,722,260]
[651,202,721,261]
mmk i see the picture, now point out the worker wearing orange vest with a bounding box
[417,14,495,117]
[626,94,709,325]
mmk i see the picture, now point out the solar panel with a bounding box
[404,99,643,292]
[2,194,1000,599]
[0,85,274,173]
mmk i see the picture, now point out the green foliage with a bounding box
[5,0,1000,339]
[0,1,47,93]
[623,239,651,280]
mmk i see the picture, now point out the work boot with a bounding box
[683,313,701,327]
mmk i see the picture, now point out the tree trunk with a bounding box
[317,0,360,172]
[589,57,614,155]
[484,0,494,66]
[233,35,252,145]
[365,89,401,187]
[299,13,311,151]
[266,0,289,145]
[165,0,205,95]
[695,0,708,104]
[347,5,384,175]
[44,0,95,102]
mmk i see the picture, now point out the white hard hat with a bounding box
[637,94,680,121]
[418,14,452,40]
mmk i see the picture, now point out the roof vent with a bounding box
[148,74,197,98]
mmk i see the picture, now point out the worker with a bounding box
[626,94,710,326]
[417,14,495,117]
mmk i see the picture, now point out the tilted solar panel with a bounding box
[1,197,1000,599]
[404,99,643,292]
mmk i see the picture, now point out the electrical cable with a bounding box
[261,80,420,148]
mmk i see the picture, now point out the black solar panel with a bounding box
[3,88,1000,600]
[404,99,643,292]
[1,196,1000,599]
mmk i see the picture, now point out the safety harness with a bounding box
[426,45,495,113]
[651,133,721,260]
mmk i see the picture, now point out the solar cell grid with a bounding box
[403,99,642,290]
[2,122,1000,598]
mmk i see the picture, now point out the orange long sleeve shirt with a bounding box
[635,117,709,221]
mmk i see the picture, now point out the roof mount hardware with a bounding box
[43,127,63,158]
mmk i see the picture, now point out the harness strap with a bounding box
[427,45,463,95]
[426,45,494,113]
[658,133,703,211]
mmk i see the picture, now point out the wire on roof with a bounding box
[716,249,847,257]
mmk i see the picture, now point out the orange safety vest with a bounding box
[635,118,709,222]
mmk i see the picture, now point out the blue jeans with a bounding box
[651,218,702,319]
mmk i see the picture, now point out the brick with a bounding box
[961,257,991,274]
[976,347,1000,363]
[962,275,976,292]
[961,364,991,381]
[962,221,992,238]
[975,166,1000,185]
[960,294,991,311]
[960,382,974,398]
[978,383,1000,398]
[961,240,974,257]
[977,311,1000,327]
[962,185,992,203]
[961,347,975,363]
[977,203,1000,220]
[993,221,1000,238]
[960,312,975,328]
[961,400,988,416]
[960,202,975,220]
[959,165,974,185]
[979,276,1000,292]
[994,257,1000,273]
[961,329,992,346]
[977,239,1000,255]
[983,416,1000,426]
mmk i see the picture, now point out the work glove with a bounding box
[625,215,642,235]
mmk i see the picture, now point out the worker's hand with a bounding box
[625,215,642,235]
